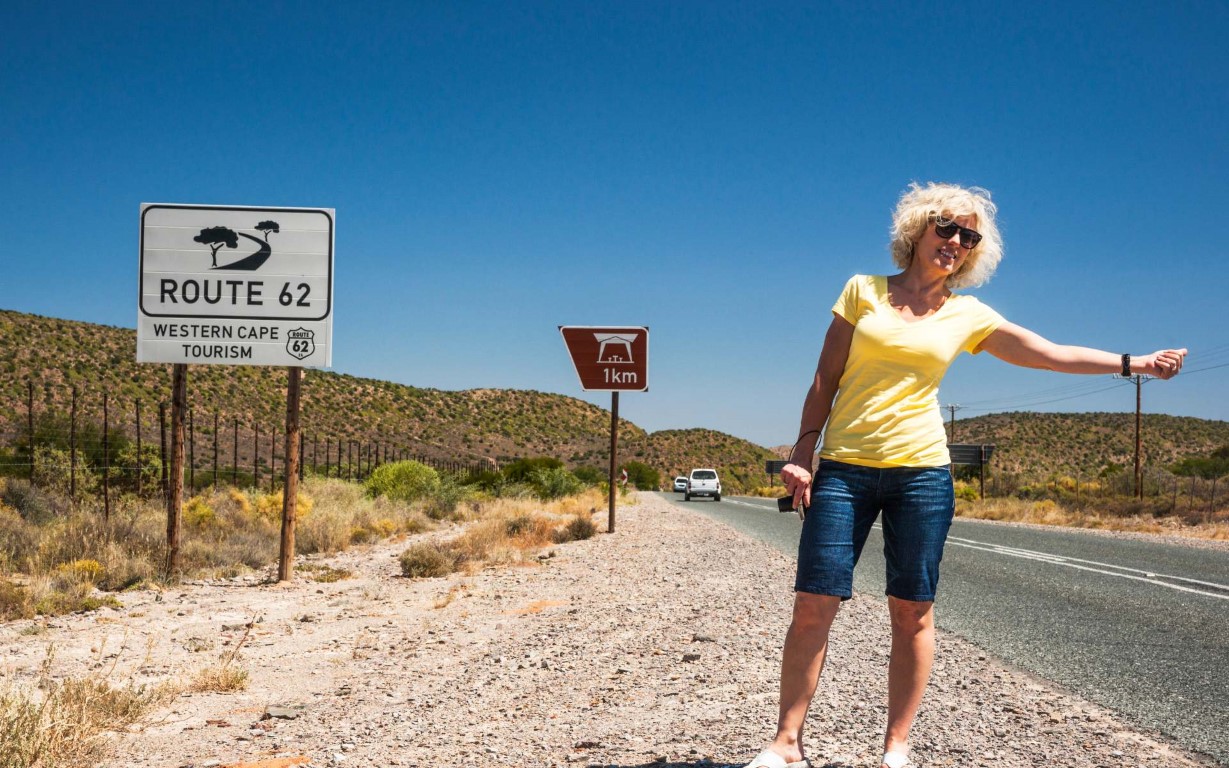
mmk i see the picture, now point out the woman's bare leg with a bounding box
[761,592,842,763]
[883,596,936,761]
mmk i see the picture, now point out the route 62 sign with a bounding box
[286,328,316,360]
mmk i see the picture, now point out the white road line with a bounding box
[719,498,777,510]
[712,500,1229,601]
[935,529,1229,601]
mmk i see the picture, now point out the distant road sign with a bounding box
[138,204,334,367]
[766,459,790,475]
[559,326,649,392]
[949,444,995,466]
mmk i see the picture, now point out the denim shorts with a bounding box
[795,459,955,602]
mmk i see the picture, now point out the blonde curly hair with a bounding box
[890,182,1003,289]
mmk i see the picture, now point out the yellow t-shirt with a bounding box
[819,274,1005,468]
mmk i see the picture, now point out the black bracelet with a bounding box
[1121,354,1131,377]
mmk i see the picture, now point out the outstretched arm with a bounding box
[782,314,855,509]
[979,322,1187,379]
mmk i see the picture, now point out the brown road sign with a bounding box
[559,326,649,392]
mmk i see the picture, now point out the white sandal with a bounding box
[741,748,811,768]
[881,749,910,768]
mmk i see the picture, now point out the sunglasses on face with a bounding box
[930,214,983,249]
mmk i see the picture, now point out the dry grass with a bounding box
[956,497,1229,539]
[0,650,175,768]
[398,490,605,579]
[186,664,249,693]
[185,620,252,694]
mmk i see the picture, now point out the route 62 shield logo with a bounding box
[286,328,316,360]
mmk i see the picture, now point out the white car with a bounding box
[684,468,721,502]
[672,476,688,492]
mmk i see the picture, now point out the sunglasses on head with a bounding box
[930,214,982,249]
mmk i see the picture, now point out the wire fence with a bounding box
[0,381,492,509]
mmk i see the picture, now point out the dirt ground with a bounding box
[0,493,1215,768]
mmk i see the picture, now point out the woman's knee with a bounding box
[791,591,841,629]
[887,596,934,635]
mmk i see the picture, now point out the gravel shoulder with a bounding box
[0,493,1216,768]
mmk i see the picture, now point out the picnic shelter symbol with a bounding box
[594,333,636,364]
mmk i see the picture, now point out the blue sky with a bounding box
[2,1,1226,447]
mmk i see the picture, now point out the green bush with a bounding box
[530,467,583,500]
[423,475,470,520]
[623,461,660,490]
[33,447,96,497]
[365,461,441,502]
[571,465,604,485]
[502,457,563,484]
[2,479,59,524]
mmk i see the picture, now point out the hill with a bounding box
[0,309,776,491]
[953,411,1229,481]
[3,309,1225,492]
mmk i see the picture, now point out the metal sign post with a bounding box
[560,326,649,533]
[948,443,996,500]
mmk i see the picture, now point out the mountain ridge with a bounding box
[2,308,1225,491]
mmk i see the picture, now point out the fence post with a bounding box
[70,386,78,501]
[213,411,219,490]
[103,392,110,524]
[269,426,276,492]
[299,431,305,481]
[159,402,168,501]
[188,408,195,491]
[279,367,302,581]
[166,365,187,577]
[232,417,239,486]
[347,440,353,481]
[27,380,35,482]
[254,422,260,489]
[312,434,318,476]
[135,399,143,498]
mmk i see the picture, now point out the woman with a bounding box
[742,182,1186,768]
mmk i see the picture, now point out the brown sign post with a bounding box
[560,326,649,534]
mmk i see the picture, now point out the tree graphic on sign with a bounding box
[195,221,279,271]
[255,220,280,243]
[194,226,239,267]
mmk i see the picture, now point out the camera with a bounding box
[777,495,795,513]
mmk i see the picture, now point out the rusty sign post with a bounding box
[560,326,649,533]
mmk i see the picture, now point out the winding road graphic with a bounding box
[216,232,272,271]
[194,221,279,271]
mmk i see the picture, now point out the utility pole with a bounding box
[945,404,962,443]
[1116,373,1150,499]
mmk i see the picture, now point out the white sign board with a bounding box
[138,204,334,367]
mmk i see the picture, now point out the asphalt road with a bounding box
[656,492,1229,766]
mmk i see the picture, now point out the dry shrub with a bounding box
[399,541,458,578]
[395,487,606,580]
[0,506,39,572]
[549,488,613,516]
[298,563,352,583]
[296,503,352,553]
[32,582,121,617]
[298,477,433,553]
[0,579,34,621]
[186,664,249,693]
[0,665,173,768]
[53,559,104,589]
[553,514,597,543]
[956,496,1227,537]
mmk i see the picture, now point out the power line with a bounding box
[961,381,1132,412]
